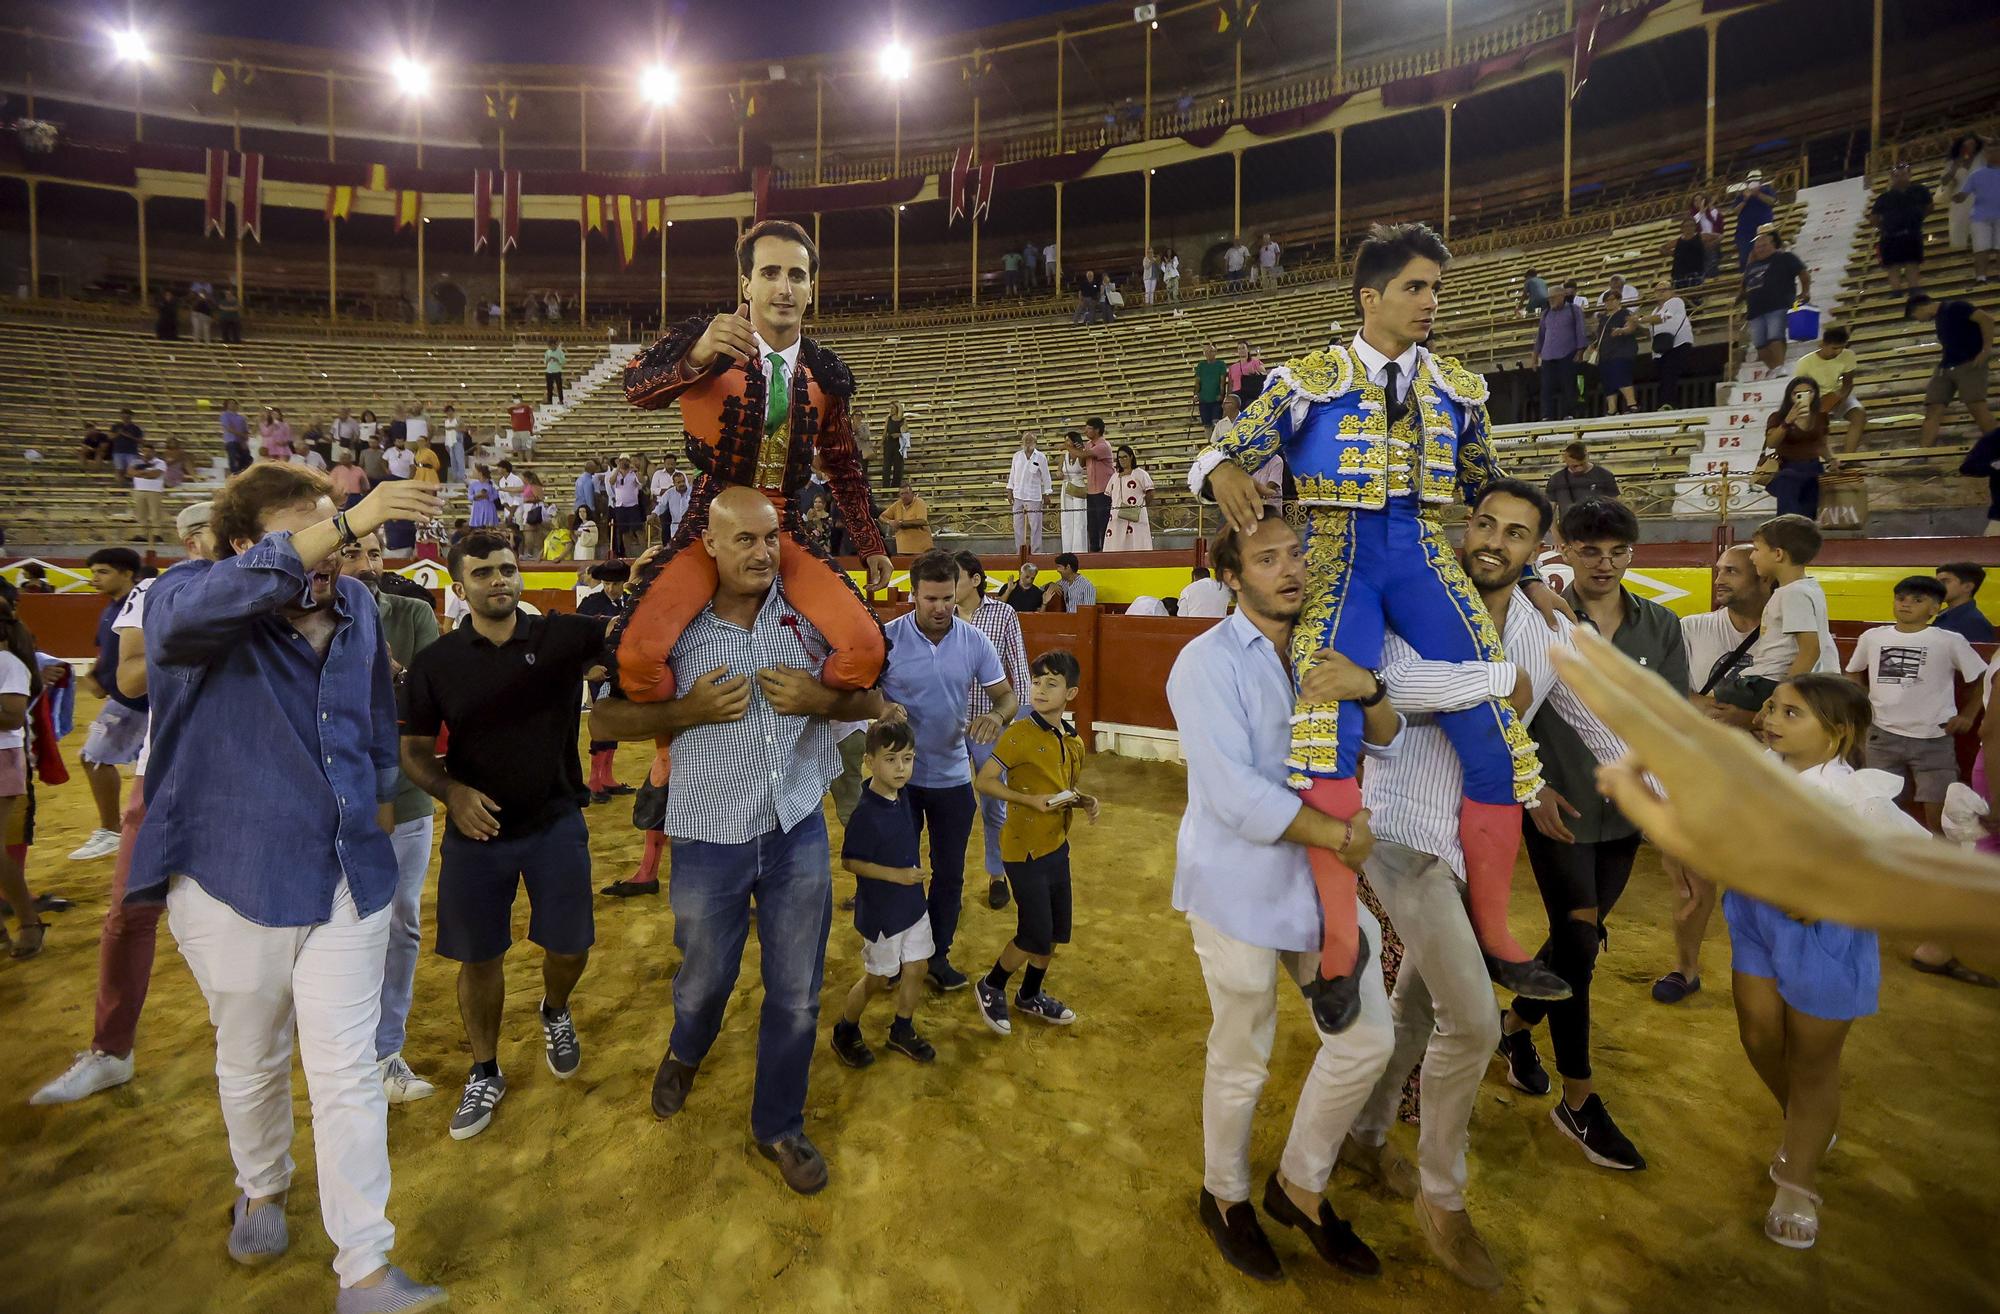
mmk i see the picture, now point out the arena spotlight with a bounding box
[640,64,679,106]
[392,56,432,98]
[110,27,152,63]
[878,44,912,81]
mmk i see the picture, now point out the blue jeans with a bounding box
[907,782,978,966]
[374,814,435,1061]
[667,813,832,1143]
[1770,459,1823,521]
[967,742,1006,880]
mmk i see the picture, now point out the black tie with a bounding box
[1382,362,1407,429]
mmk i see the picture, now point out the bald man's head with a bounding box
[1713,543,1766,613]
[704,486,781,599]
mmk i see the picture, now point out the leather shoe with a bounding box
[988,878,1010,910]
[1486,954,1572,1001]
[1301,927,1371,1034]
[1198,1188,1282,1282]
[1339,1134,1420,1200]
[651,1053,698,1119]
[756,1132,829,1195]
[1261,1173,1380,1276]
[1414,1192,1504,1290]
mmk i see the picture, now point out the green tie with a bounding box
[765,351,789,435]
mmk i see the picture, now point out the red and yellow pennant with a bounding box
[367,163,390,191]
[394,189,422,232]
[324,185,353,222]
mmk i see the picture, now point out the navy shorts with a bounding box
[435,808,594,962]
[1004,844,1072,957]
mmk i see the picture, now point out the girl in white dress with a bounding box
[1107,445,1153,551]
[1059,449,1090,554]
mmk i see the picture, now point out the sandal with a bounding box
[9,919,48,959]
[1911,956,2000,988]
[1764,1165,1821,1250]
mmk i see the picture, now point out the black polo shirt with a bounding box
[404,610,605,840]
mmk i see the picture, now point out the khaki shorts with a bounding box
[1864,727,1959,803]
[1928,360,1990,407]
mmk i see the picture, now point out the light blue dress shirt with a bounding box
[879,612,1005,789]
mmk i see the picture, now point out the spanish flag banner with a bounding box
[324,185,354,222]
[644,198,663,236]
[367,163,390,191]
[1216,0,1259,34]
[615,195,637,266]
[581,194,605,234]
[395,189,422,232]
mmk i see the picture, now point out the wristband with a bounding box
[1338,819,1354,853]
[1357,671,1388,708]
[334,511,359,547]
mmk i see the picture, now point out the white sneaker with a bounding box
[30,1050,136,1105]
[380,1053,437,1104]
[67,828,121,861]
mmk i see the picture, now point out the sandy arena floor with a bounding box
[3,714,1998,1314]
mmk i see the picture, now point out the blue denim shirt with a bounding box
[127,532,401,926]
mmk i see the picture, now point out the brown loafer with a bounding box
[756,1132,829,1195]
[1414,1192,1503,1290]
[1339,1134,1420,1200]
[651,1054,697,1120]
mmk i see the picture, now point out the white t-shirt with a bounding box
[1258,241,1280,268]
[406,415,430,442]
[1681,607,1759,692]
[1654,296,1694,349]
[130,458,167,492]
[498,472,525,508]
[1747,577,1839,678]
[384,447,416,479]
[0,649,29,751]
[113,579,154,771]
[650,469,676,499]
[1178,577,1232,618]
[1844,624,1986,739]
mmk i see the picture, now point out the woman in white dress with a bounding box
[1141,248,1159,306]
[1107,444,1154,552]
[1059,446,1090,554]
[1942,134,1984,251]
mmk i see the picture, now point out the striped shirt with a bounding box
[663,579,841,846]
[965,597,1029,722]
[1364,589,1625,878]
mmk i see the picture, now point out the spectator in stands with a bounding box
[1533,283,1588,420]
[19,563,52,593]
[1210,390,1243,444]
[1164,249,1183,301]
[655,470,693,544]
[1871,161,1933,295]
[1257,233,1282,287]
[1008,431,1051,554]
[1227,341,1267,406]
[1762,377,1837,520]
[153,288,179,341]
[215,284,242,342]
[1077,420,1117,552]
[1002,562,1043,612]
[404,403,429,450]
[507,393,535,458]
[1955,140,2000,284]
[1907,292,1995,446]
[1545,442,1619,526]
[1690,191,1725,276]
[1224,236,1251,289]
[1933,563,1995,642]
[81,420,111,469]
[110,409,144,475]
[544,291,561,323]
[1732,169,1777,271]
[358,409,380,446]
[1195,343,1229,430]
[519,470,549,557]
[882,401,910,487]
[1003,248,1024,296]
[383,435,416,482]
[1793,325,1867,452]
[1074,269,1113,325]
[1050,553,1096,611]
[1942,135,1985,253]
[1178,565,1231,618]
[1593,294,1640,414]
[331,450,370,510]
[125,442,169,546]
[292,444,329,474]
[1670,220,1706,289]
[493,461,523,526]
[332,407,360,454]
[1141,248,1159,306]
[882,483,933,555]
[1741,230,1811,371]
[1600,274,1639,309]
[1044,241,1058,286]
[411,437,442,486]
[544,338,567,405]
[361,438,389,485]
[1022,239,1040,290]
[1057,435,1089,555]
[573,458,603,518]
[213,400,248,475]
[1646,279,1695,410]
[188,284,215,343]
[560,510,594,561]
[1108,445,1154,551]
[259,407,295,462]
[1522,269,1549,315]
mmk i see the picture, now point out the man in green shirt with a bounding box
[336,531,444,1106]
[544,338,568,405]
[1001,250,1023,296]
[1194,343,1229,432]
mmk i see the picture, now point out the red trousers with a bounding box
[93,776,160,1057]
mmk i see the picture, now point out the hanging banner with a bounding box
[324,185,354,221]
[502,171,522,251]
[643,198,663,236]
[237,151,265,241]
[973,161,997,222]
[947,144,973,226]
[203,148,228,237]
[582,194,605,234]
[1572,0,1609,99]
[615,195,638,265]
[367,163,390,191]
[473,169,494,251]
[751,168,772,224]
[395,189,422,232]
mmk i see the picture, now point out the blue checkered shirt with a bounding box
[662,578,841,845]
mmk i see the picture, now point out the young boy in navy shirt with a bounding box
[831,721,937,1066]
[973,650,1098,1035]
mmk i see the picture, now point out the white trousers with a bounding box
[1190,906,1394,1203]
[375,814,436,1061]
[1011,499,1044,553]
[168,876,396,1287]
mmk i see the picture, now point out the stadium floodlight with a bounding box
[393,56,432,98]
[640,64,679,106]
[111,28,152,63]
[878,44,912,82]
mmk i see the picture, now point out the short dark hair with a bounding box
[736,219,819,280]
[1559,497,1639,546]
[1191,565,1211,580]
[953,550,986,594]
[1821,324,1850,345]
[1904,291,1935,318]
[589,560,632,583]
[1085,417,1106,436]
[908,548,961,588]
[86,546,142,574]
[1473,478,1555,537]
[865,719,914,756]
[210,464,334,558]
[1029,649,1082,688]
[1208,509,1285,583]
[1754,513,1823,564]
[1894,574,1949,603]
[1352,221,1450,318]
[1054,552,1081,572]
[1938,561,1987,592]
[448,530,517,580]
[1562,441,1588,459]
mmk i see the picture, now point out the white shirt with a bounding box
[406,414,430,441]
[1177,577,1232,618]
[1681,607,1759,692]
[1653,295,1694,349]
[1258,241,1280,268]
[1008,449,1052,500]
[129,458,167,492]
[293,449,328,472]
[0,649,30,751]
[610,472,642,508]
[1349,332,1420,404]
[1224,244,1249,272]
[1748,577,1839,678]
[1366,590,1625,878]
[1164,256,1181,280]
[1845,624,1986,739]
[112,578,153,770]
[756,333,801,400]
[650,468,676,499]
[499,472,525,507]
[384,447,416,479]
[1126,596,1168,617]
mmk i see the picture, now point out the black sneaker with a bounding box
[1550,1094,1645,1170]
[987,878,1010,910]
[975,980,1013,1035]
[541,1002,581,1079]
[926,960,970,992]
[1496,1017,1551,1096]
[831,1020,875,1069]
[886,1024,936,1063]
